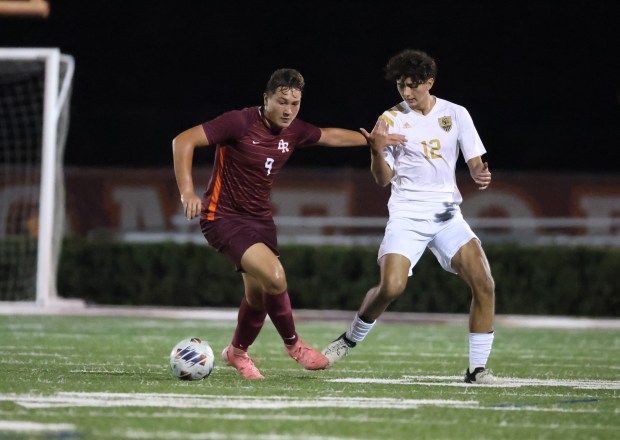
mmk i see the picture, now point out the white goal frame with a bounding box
[0,47,76,308]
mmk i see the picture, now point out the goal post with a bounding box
[0,47,77,308]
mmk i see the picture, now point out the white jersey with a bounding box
[381,97,486,220]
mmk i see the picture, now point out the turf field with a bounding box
[0,314,618,440]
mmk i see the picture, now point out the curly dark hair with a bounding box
[265,68,305,95]
[384,49,437,84]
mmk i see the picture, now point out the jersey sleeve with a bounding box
[292,119,322,147]
[202,109,250,145]
[456,106,486,162]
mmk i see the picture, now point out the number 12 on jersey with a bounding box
[421,139,442,159]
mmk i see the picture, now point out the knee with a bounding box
[472,274,495,301]
[262,271,288,295]
[378,276,407,302]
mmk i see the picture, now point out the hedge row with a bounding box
[58,239,620,317]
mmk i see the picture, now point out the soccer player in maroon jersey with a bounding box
[173,68,400,379]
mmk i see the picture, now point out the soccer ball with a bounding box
[169,337,215,380]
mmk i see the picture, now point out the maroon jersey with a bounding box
[201,106,321,219]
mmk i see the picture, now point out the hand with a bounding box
[471,162,492,190]
[181,191,202,219]
[360,117,407,154]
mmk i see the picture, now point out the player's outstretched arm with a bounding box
[172,125,210,219]
[467,156,492,190]
[316,128,367,147]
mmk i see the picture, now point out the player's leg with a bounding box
[221,272,267,380]
[428,213,498,383]
[323,217,428,367]
[452,239,495,333]
[241,243,328,370]
[322,253,411,366]
[358,253,412,322]
[241,242,291,339]
[451,238,497,383]
[235,272,268,349]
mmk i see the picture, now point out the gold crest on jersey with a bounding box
[438,116,452,132]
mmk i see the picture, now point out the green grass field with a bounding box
[0,314,618,440]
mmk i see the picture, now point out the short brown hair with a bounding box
[384,49,437,83]
[265,68,305,95]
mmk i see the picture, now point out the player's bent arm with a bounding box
[466,156,492,190]
[172,125,210,219]
[361,117,404,187]
[370,149,393,187]
[316,128,367,147]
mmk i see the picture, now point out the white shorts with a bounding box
[378,211,478,276]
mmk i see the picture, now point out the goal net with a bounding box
[0,48,74,307]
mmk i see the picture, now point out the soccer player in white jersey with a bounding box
[322,49,498,384]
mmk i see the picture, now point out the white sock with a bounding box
[469,331,494,371]
[345,314,376,343]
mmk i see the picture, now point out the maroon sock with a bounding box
[231,297,267,350]
[263,291,298,345]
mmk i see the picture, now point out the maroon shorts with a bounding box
[200,216,279,272]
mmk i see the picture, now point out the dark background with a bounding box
[1,0,618,171]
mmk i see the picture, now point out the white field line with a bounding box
[0,420,75,432]
[33,409,436,425]
[142,412,431,424]
[120,430,358,440]
[328,375,620,389]
[0,392,477,410]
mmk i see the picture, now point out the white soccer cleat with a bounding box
[464,367,501,384]
[322,333,356,367]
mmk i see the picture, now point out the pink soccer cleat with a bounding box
[221,345,264,380]
[285,339,329,370]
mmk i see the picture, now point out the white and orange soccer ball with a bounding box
[169,338,215,380]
